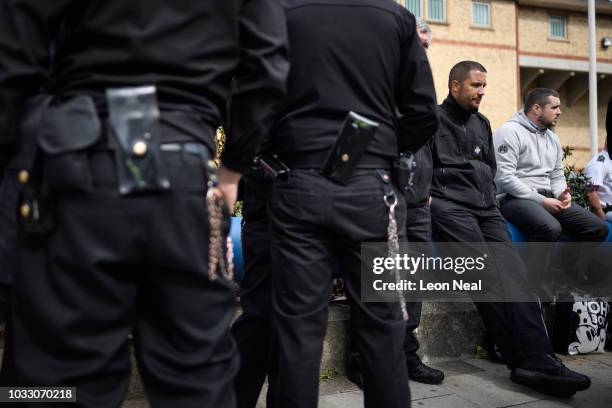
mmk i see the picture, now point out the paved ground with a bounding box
[123,352,612,408]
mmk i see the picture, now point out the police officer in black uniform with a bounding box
[267,1,438,407]
[347,19,444,388]
[0,1,288,406]
[430,60,591,398]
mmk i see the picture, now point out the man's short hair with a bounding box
[416,18,432,37]
[524,88,560,114]
[448,61,487,89]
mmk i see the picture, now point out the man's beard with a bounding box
[468,105,480,113]
[537,113,555,129]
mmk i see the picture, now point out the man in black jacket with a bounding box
[430,60,591,398]
[0,1,288,406]
[267,1,438,407]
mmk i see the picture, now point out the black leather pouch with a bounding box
[320,111,378,185]
[106,86,170,195]
[38,95,101,193]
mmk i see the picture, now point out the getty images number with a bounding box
[8,388,73,400]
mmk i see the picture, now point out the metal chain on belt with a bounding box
[206,189,234,282]
[385,193,409,321]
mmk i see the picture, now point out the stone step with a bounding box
[126,302,484,400]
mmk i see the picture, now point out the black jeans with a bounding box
[500,198,608,243]
[5,145,238,407]
[500,198,609,293]
[430,198,553,368]
[269,169,410,408]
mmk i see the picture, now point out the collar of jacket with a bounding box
[441,95,472,124]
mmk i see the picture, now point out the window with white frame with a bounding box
[405,0,422,18]
[549,15,567,39]
[428,0,445,22]
[403,0,445,22]
[472,1,491,27]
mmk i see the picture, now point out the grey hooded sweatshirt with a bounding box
[493,110,566,203]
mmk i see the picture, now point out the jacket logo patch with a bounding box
[474,146,481,155]
[597,155,605,162]
[498,145,509,153]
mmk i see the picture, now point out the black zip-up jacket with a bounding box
[271,0,438,166]
[431,95,497,209]
[0,0,289,175]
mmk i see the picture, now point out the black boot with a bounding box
[511,353,591,397]
[406,355,444,385]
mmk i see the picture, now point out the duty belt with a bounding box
[281,153,392,170]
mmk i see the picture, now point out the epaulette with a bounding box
[475,112,491,126]
[476,112,492,134]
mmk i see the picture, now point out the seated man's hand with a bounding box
[542,197,566,214]
[558,188,572,210]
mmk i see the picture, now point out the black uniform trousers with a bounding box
[403,204,431,365]
[269,169,410,408]
[347,203,430,373]
[6,139,239,407]
[430,198,553,368]
[232,169,274,408]
[500,198,609,291]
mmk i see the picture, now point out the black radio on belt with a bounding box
[320,111,379,185]
[394,151,417,192]
[255,152,290,179]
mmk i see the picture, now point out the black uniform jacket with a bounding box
[430,96,497,209]
[271,0,438,166]
[0,0,289,175]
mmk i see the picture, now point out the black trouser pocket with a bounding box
[43,152,94,193]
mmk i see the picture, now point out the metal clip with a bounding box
[381,181,409,321]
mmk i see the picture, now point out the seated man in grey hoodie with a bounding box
[494,88,608,293]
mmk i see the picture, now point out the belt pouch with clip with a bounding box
[320,111,379,185]
[106,86,170,195]
[393,151,417,193]
[256,152,290,179]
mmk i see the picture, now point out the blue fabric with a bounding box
[231,216,244,280]
[507,221,528,242]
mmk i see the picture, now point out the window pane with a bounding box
[428,0,445,21]
[550,16,566,38]
[405,0,421,18]
[472,2,490,26]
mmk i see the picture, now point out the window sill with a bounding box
[427,19,448,26]
[548,36,570,43]
[470,24,493,31]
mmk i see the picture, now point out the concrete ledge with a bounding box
[417,302,485,363]
[127,302,485,400]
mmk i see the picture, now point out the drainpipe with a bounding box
[588,0,598,157]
